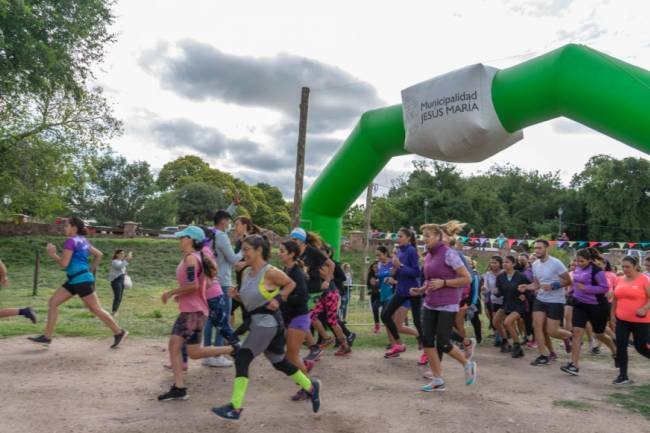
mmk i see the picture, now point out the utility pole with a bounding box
[361,183,375,302]
[292,86,310,228]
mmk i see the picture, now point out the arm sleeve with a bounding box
[226,202,237,215]
[583,271,610,294]
[397,248,420,278]
[63,238,75,251]
[216,233,243,265]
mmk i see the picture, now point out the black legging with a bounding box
[421,308,456,360]
[615,319,650,377]
[370,293,381,325]
[381,294,423,342]
[235,348,298,378]
[110,274,125,314]
[470,301,483,343]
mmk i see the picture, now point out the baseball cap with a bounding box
[290,227,307,242]
[174,225,206,242]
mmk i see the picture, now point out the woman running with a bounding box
[485,256,507,350]
[0,259,37,323]
[367,260,381,333]
[560,248,616,376]
[497,256,531,358]
[158,226,237,401]
[231,216,261,335]
[412,221,477,391]
[108,249,133,316]
[28,217,127,347]
[610,255,650,384]
[516,253,536,348]
[278,240,314,401]
[212,235,320,420]
[382,228,422,359]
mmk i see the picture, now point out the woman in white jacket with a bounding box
[109,249,133,315]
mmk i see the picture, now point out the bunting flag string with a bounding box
[368,231,650,250]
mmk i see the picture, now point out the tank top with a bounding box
[240,263,280,327]
[175,252,209,316]
[614,274,650,323]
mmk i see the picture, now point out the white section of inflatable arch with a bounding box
[401,64,523,162]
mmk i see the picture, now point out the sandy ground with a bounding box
[1,337,649,433]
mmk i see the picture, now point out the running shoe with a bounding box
[21,307,37,324]
[303,359,316,372]
[211,355,234,368]
[422,370,434,380]
[421,379,446,392]
[158,385,188,401]
[110,329,128,349]
[347,332,357,347]
[464,361,477,385]
[291,389,309,401]
[28,335,51,346]
[590,347,601,355]
[464,337,477,361]
[563,338,572,354]
[418,352,429,366]
[373,323,380,334]
[334,345,351,357]
[308,380,321,413]
[500,340,512,353]
[212,403,242,420]
[560,362,580,376]
[384,344,405,359]
[319,337,335,349]
[304,345,323,362]
[549,351,558,362]
[612,375,632,385]
[511,343,524,359]
[530,355,550,366]
[527,340,538,349]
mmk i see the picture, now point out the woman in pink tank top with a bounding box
[158,226,238,402]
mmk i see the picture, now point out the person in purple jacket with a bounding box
[560,248,617,376]
[411,221,477,392]
[381,228,422,359]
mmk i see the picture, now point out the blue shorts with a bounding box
[288,313,311,332]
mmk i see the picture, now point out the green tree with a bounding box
[176,182,227,225]
[71,152,155,225]
[139,192,178,229]
[342,204,364,233]
[572,155,650,240]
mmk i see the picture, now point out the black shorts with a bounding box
[505,304,526,317]
[63,281,95,298]
[172,312,207,345]
[490,303,504,314]
[572,302,609,334]
[565,295,577,307]
[532,299,564,321]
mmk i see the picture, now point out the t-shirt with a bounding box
[175,252,208,316]
[282,264,310,321]
[483,271,502,305]
[299,245,328,294]
[63,236,94,284]
[533,256,568,304]
[201,245,223,300]
[614,274,650,323]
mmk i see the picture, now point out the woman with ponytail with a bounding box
[411,221,477,391]
[28,217,127,348]
[158,226,238,402]
[560,248,616,377]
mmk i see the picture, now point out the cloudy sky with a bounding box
[98,0,650,198]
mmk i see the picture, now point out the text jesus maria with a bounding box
[420,102,480,124]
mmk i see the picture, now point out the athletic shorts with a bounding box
[63,281,95,298]
[287,313,311,333]
[310,290,340,327]
[171,312,207,345]
[532,299,564,321]
[565,295,577,307]
[572,301,609,334]
[490,303,504,314]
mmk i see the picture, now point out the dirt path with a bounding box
[1,337,648,433]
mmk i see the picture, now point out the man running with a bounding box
[522,240,573,366]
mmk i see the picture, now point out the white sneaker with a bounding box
[212,355,233,368]
[202,357,218,367]
[422,370,434,380]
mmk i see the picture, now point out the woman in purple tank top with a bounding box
[410,221,477,392]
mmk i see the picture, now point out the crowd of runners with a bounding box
[2,208,649,422]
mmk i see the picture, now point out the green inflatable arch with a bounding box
[300,44,650,257]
